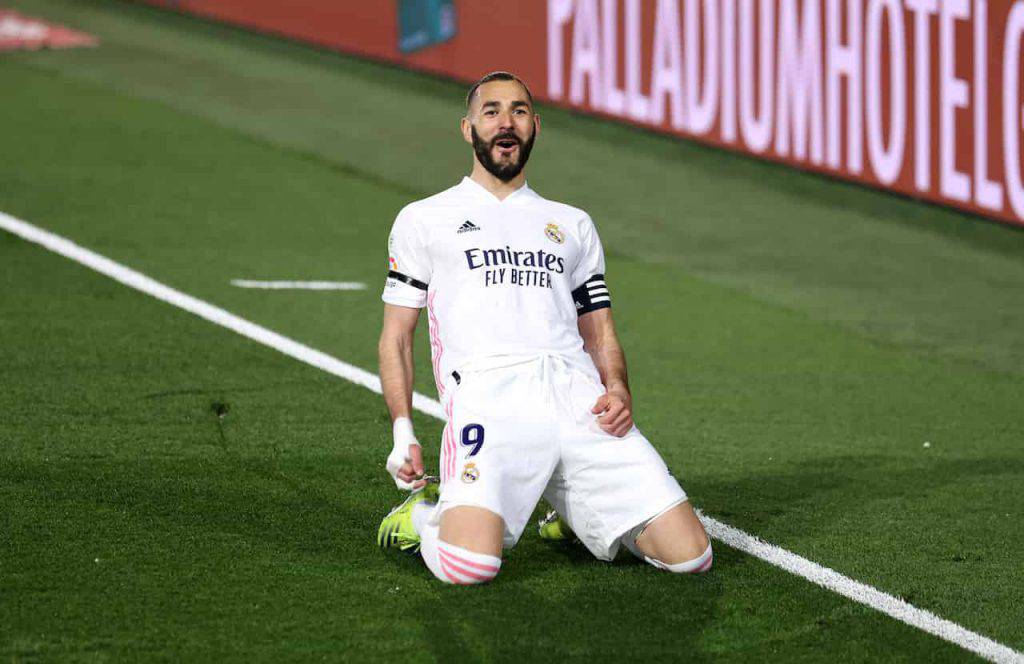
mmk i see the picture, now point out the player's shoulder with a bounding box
[396,181,475,225]
[524,188,596,229]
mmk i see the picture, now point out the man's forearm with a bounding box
[587,337,630,396]
[379,336,415,421]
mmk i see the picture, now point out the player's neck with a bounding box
[468,166,527,201]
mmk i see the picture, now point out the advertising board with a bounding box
[143,0,1024,227]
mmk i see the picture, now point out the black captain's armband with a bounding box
[572,274,611,315]
[388,270,428,291]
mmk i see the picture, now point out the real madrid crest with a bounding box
[544,222,565,244]
[461,462,480,484]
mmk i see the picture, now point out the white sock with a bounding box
[417,519,446,579]
[646,542,714,574]
[419,525,501,585]
[411,502,432,534]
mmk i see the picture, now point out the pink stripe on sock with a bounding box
[439,558,468,584]
[438,547,500,574]
[438,550,496,582]
[695,554,714,573]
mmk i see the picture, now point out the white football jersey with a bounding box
[382,176,612,399]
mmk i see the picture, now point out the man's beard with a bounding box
[471,125,536,182]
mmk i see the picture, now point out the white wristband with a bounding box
[386,416,421,490]
[393,416,417,448]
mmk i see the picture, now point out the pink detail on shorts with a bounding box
[695,553,714,573]
[444,398,455,481]
[440,420,451,482]
[426,291,444,398]
[0,10,99,51]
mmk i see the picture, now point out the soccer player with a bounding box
[377,71,711,584]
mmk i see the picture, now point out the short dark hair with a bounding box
[465,71,534,110]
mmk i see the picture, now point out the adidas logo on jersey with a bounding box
[457,220,481,234]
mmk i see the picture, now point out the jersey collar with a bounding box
[460,176,533,204]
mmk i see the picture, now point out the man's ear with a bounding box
[460,116,473,145]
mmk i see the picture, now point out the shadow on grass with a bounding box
[691,453,1024,529]
[3,453,727,659]
[5,450,1012,659]
[413,535,726,663]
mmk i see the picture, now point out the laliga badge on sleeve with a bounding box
[461,462,479,484]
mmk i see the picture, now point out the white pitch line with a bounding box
[1,210,1020,664]
[0,212,442,419]
[231,279,366,291]
[700,515,1022,663]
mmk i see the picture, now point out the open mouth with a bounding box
[494,137,519,156]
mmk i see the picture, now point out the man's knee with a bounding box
[439,505,504,556]
[623,500,714,574]
[431,505,505,585]
[433,539,502,584]
[622,530,714,574]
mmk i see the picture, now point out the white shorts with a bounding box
[430,354,687,561]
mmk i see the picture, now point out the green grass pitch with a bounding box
[2,0,1023,660]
